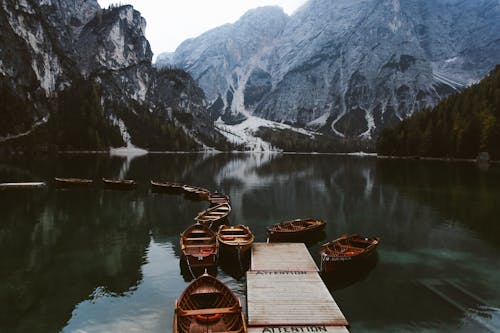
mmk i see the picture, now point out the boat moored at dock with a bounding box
[180,223,218,268]
[174,272,247,333]
[150,180,184,194]
[183,184,210,200]
[267,218,326,242]
[55,177,93,188]
[195,203,231,230]
[320,234,380,273]
[102,178,136,190]
[217,224,254,260]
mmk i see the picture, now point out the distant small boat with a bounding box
[217,225,254,259]
[151,180,184,194]
[102,178,136,190]
[173,272,247,333]
[180,223,218,268]
[267,218,326,242]
[320,234,380,273]
[208,192,230,206]
[183,184,210,200]
[55,177,93,188]
[195,203,231,230]
[0,182,46,189]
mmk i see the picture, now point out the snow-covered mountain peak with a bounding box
[168,0,500,142]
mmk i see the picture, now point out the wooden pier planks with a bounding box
[247,271,348,327]
[247,243,349,330]
[251,243,319,272]
[248,327,350,333]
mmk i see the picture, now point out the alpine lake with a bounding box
[0,153,499,333]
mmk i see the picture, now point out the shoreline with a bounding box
[377,155,499,165]
[1,149,498,165]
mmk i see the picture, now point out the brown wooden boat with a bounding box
[266,218,326,242]
[217,225,254,259]
[180,223,218,268]
[102,178,136,190]
[195,203,231,230]
[173,272,247,333]
[183,184,210,200]
[150,180,184,194]
[208,192,230,206]
[55,177,93,188]
[320,234,380,273]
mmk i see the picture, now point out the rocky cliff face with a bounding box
[0,0,223,150]
[164,0,500,139]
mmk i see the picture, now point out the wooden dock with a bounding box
[247,243,349,333]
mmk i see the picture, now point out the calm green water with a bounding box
[0,153,499,333]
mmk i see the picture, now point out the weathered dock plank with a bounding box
[251,243,318,272]
[247,271,348,327]
[248,326,350,333]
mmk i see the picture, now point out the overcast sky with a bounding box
[97,0,307,59]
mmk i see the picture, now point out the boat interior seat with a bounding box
[341,245,364,251]
[184,237,213,241]
[178,307,240,316]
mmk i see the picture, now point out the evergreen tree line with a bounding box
[49,78,124,150]
[255,127,374,152]
[114,101,201,151]
[377,65,500,159]
[0,75,40,138]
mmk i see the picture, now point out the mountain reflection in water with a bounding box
[0,153,499,333]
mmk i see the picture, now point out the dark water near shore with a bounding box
[0,153,499,333]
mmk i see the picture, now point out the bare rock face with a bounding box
[0,0,222,150]
[165,0,500,139]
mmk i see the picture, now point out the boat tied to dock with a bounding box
[320,234,380,273]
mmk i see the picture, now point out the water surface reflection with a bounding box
[0,154,498,332]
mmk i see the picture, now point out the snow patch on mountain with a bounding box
[167,0,500,141]
[215,115,317,151]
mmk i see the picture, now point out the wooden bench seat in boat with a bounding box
[178,307,240,316]
[184,237,213,241]
[184,244,216,248]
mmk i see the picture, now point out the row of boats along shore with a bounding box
[2,177,380,333]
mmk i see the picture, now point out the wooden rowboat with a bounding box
[180,223,218,268]
[267,218,326,242]
[173,272,247,333]
[183,184,210,200]
[195,203,231,230]
[102,178,136,190]
[217,225,254,259]
[320,234,380,273]
[208,192,230,206]
[55,177,93,188]
[0,182,46,189]
[150,180,184,194]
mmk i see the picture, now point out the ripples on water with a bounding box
[0,153,499,333]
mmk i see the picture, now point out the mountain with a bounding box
[377,65,500,159]
[0,0,227,151]
[163,0,500,143]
